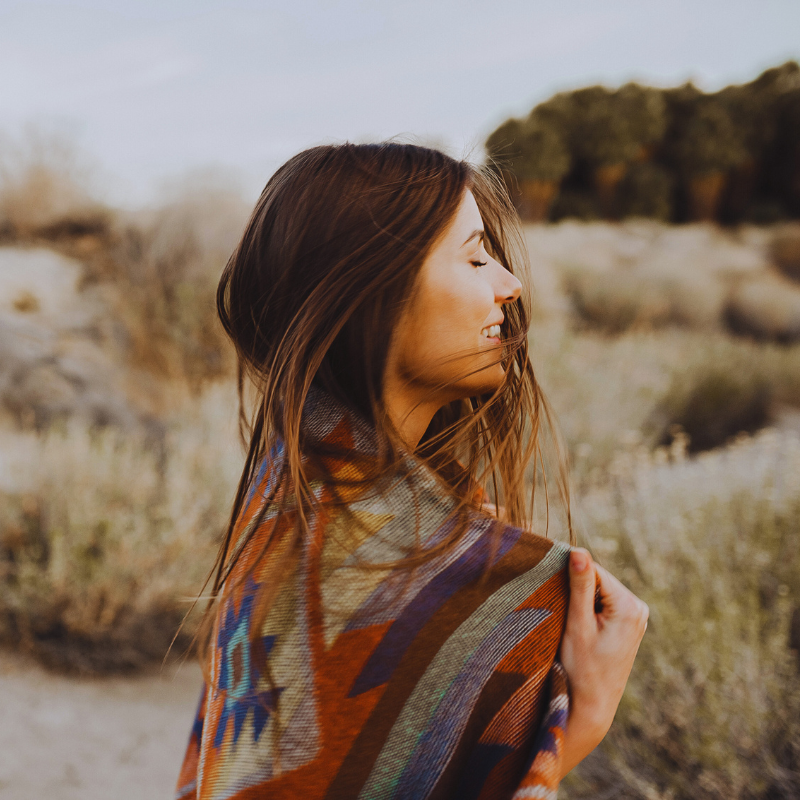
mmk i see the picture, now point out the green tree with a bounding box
[670,94,748,220]
[486,63,800,225]
[618,163,674,221]
[616,83,667,155]
[570,87,638,217]
[486,117,570,182]
[717,84,773,220]
[485,117,570,220]
[776,88,800,215]
[568,86,640,167]
[715,64,799,220]
[485,118,525,167]
[528,91,576,141]
[672,95,746,175]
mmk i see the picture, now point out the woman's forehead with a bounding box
[445,190,484,247]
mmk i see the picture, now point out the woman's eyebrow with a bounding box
[462,229,485,247]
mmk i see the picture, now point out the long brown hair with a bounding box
[205,142,572,640]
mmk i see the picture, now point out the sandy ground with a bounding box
[0,650,203,800]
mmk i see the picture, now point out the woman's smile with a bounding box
[480,322,503,342]
[383,188,522,446]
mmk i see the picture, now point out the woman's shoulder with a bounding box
[467,507,572,596]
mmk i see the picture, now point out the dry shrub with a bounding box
[0,128,110,240]
[564,431,800,799]
[0,129,248,387]
[725,275,800,343]
[0,385,241,673]
[771,225,800,282]
[535,221,800,345]
[533,326,800,488]
[648,344,772,452]
[531,324,679,488]
[564,267,723,334]
[0,247,148,432]
[104,174,249,384]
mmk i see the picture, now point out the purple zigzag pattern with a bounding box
[347,524,521,696]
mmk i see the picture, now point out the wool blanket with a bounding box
[176,389,571,800]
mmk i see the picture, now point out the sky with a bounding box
[2,0,799,206]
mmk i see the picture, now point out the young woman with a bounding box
[175,143,648,800]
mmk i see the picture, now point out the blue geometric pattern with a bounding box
[215,577,280,747]
[175,388,571,799]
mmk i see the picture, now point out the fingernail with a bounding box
[571,550,588,572]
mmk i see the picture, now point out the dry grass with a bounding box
[0,128,110,240]
[725,274,800,343]
[563,430,800,799]
[532,325,800,484]
[0,143,799,791]
[0,132,248,389]
[563,267,724,334]
[771,225,800,283]
[95,171,250,384]
[0,384,242,673]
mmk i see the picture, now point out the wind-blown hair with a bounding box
[205,142,572,637]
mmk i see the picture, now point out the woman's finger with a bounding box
[594,563,649,630]
[567,548,597,631]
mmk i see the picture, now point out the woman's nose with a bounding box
[494,265,522,304]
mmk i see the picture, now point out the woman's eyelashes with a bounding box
[470,244,491,268]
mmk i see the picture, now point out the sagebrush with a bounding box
[1,133,800,793]
[0,385,242,672]
[563,431,800,799]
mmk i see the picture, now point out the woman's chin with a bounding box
[460,364,506,398]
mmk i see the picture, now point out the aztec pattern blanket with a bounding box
[176,389,571,800]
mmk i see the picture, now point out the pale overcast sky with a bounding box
[2,0,798,205]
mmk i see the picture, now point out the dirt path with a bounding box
[0,650,203,799]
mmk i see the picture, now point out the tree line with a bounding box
[486,61,800,224]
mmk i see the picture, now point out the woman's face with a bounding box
[385,189,522,409]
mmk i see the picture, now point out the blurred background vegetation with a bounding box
[0,60,799,799]
[486,61,800,226]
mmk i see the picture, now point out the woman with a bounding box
[175,143,648,799]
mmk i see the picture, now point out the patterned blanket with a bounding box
[176,390,571,799]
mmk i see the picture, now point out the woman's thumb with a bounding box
[568,548,596,625]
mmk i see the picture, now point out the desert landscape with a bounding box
[1,114,800,797]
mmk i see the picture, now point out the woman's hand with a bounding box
[558,548,649,778]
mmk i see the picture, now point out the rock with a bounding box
[0,247,146,430]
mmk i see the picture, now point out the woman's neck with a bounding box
[382,377,441,451]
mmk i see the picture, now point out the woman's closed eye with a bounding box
[471,259,487,267]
